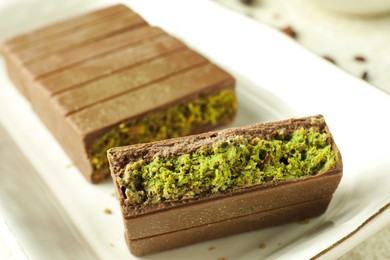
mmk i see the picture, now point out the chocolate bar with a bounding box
[1,5,237,183]
[107,115,343,256]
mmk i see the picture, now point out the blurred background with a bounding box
[214,1,390,259]
[216,0,390,95]
[213,2,390,259]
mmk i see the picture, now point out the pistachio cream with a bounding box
[119,127,337,205]
[90,89,237,171]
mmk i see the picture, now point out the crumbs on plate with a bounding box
[103,208,112,215]
[281,26,298,39]
[354,55,367,62]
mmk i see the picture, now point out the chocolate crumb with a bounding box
[322,55,336,64]
[354,56,366,62]
[281,26,297,39]
[361,71,369,81]
[209,246,216,251]
[298,218,311,224]
[104,208,112,215]
[259,243,267,249]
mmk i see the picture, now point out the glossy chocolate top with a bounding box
[2,4,235,139]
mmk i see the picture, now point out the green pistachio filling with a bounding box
[120,127,337,205]
[90,89,237,172]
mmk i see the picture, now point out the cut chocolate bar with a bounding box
[1,4,237,183]
[107,115,343,256]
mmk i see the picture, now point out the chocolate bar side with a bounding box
[53,49,208,116]
[35,30,180,95]
[27,27,166,77]
[127,197,332,256]
[1,5,147,100]
[3,4,128,49]
[11,10,145,63]
[1,4,130,85]
[120,170,341,239]
[30,31,183,139]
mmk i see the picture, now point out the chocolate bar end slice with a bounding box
[108,115,343,255]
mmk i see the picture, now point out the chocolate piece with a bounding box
[1,5,237,183]
[281,26,298,39]
[108,115,343,256]
[354,55,367,62]
[322,55,337,64]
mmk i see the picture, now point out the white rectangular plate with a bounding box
[0,0,389,259]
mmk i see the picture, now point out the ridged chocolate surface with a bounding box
[1,4,236,182]
[3,5,129,51]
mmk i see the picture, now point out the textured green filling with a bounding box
[120,127,337,205]
[90,89,237,171]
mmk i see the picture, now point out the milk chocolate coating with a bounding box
[2,5,143,99]
[127,197,332,256]
[1,4,236,183]
[108,115,343,255]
